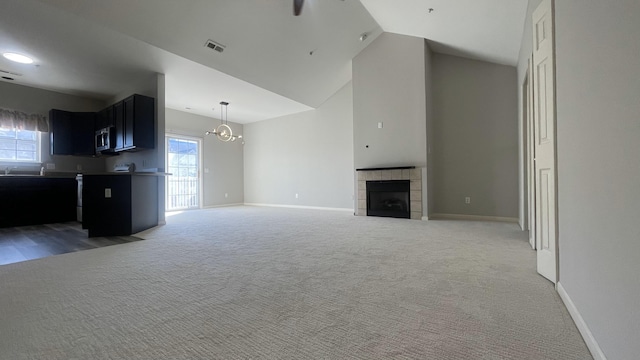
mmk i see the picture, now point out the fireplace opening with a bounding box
[366,180,410,219]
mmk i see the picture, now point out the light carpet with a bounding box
[0,206,591,359]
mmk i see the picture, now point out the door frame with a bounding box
[521,69,529,233]
[525,56,536,250]
[165,133,204,211]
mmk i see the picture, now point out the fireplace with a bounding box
[366,180,410,219]
[355,166,422,220]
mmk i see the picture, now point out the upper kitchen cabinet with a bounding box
[96,105,114,130]
[50,109,96,156]
[114,94,155,152]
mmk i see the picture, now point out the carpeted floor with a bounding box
[0,206,591,359]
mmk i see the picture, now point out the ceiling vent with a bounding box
[0,69,22,77]
[205,39,226,53]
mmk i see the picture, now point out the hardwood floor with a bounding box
[0,222,144,266]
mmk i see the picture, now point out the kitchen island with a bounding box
[83,173,164,237]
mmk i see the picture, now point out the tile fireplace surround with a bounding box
[356,167,422,220]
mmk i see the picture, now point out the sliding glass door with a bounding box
[166,135,202,211]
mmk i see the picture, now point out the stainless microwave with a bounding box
[95,127,116,152]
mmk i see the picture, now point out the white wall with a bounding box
[0,81,106,173]
[165,108,244,207]
[431,54,519,219]
[243,82,353,209]
[553,1,640,359]
[352,32,427,169]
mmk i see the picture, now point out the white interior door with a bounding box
[532,0,558,283]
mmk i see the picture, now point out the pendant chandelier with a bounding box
[205,101,243,142]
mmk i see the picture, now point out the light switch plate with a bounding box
[105,188,112,198]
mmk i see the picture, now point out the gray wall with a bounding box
[516,0,542,229]
[353,32,427,169]
[0,81,106,173]
[516,0,640,358]
[431,54,518,219]
[424,40,435,217]
[156,74,166,222]
[553,1,640,358]
[243,82,353,209]
[104,73,161,173]
[103,73,166,223]
[165,108,244,207]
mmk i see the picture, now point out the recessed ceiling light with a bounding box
[3,53,34,64]
[3,52,34,64]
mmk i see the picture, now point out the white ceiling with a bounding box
[360,0,529,66]
[0,0,528,124]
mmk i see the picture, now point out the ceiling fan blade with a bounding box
[294,0,304,16]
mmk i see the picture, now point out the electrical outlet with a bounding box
[225,193,228,198]
[76,164,82,171]
[105,188,112,198]
[295,193,299,199]
[465,197,471,204]
[46,163,55,170]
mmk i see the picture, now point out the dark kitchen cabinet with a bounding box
[114,94,155,152]
[50,109,96,156]
[74,112,97,156]
[0,176,76,228]
[49,109,73,155]
[96,105,114,130]
[114,101,124,150]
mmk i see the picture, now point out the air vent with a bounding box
[0,69,22,77]
[205,39,226,53]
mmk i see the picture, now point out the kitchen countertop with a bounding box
[0,173,78,179]
[0,172,171,179]
[82,172,172,176]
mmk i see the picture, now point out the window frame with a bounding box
[0,128,42,164]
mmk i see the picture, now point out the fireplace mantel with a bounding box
[356,166,415,171]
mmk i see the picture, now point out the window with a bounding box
[0,128,40,162]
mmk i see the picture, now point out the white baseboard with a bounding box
[557,282,607,360]
[421,216,429,221]
[244,203,353,212]
[428,213,519,223]
[202,203,244,209]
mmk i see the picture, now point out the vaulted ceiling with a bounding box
[0,0,528,124]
